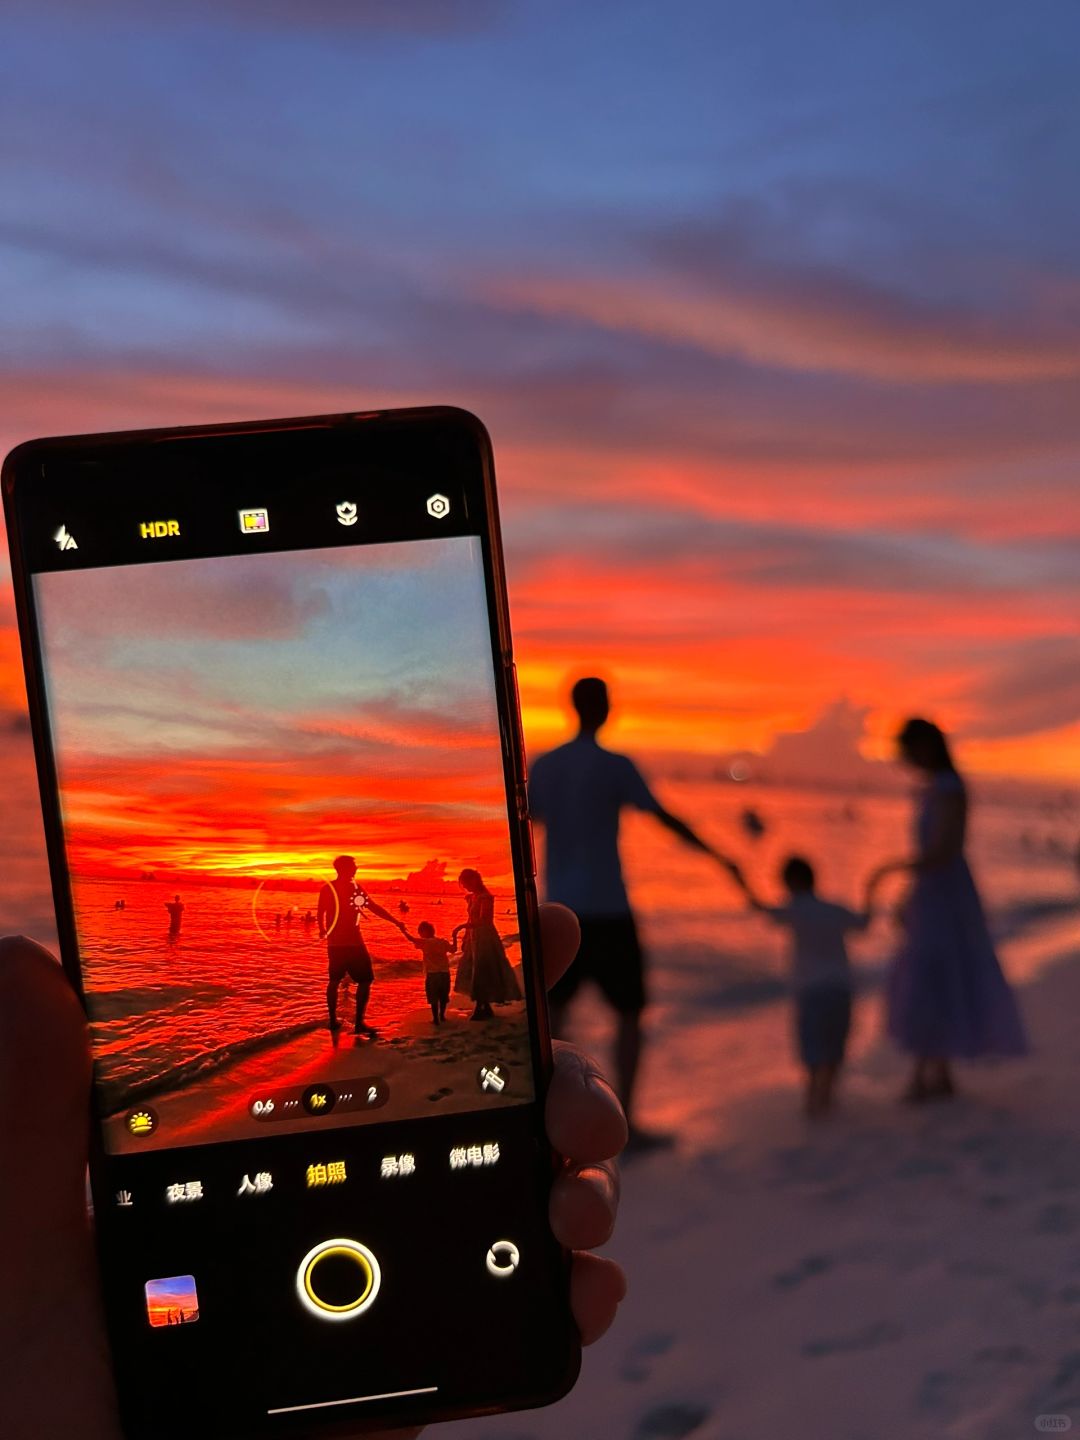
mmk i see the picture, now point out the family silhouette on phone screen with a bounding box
[317,854,521,1034]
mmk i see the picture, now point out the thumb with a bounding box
[0,936,91,1245]
[0,936,117,1437]
[0,933,90,1178]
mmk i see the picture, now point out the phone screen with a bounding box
[5,412,576,1435]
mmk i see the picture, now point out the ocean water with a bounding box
[589,776,1079,1019]
[2,728,1076,1109]
[71,874,517,1113]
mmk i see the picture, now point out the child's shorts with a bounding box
[796,985,852,1068]
[425,972,451,1005]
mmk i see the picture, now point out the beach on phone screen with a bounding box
[32,537,533,1153]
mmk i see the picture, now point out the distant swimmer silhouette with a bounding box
[530,676,740,1148]
[453,868,521,1021]
[317,855,398,1037]
[165,895,184,936]
[740,807,767,840]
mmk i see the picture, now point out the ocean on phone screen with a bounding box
[6,767,1069,1115]
[72,875,519,1114]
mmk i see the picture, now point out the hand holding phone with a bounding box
[0,916,626,1440]
[3,407,626,1436]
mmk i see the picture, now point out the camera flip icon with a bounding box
[426,493,450,520]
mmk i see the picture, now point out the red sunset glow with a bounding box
[35,540,517,890]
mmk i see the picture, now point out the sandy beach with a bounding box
[441,906,1080,1440]
[3,724,1078,1433]
[103,993,531,1153]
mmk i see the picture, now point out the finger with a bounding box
[546,1042,627,1163]
[0,936,91,1242]
[0,936,118,1437]
[538,902,580,991]
[550,1159,619,1251]
[570,1253,627,1346]
[358,1258,627,1429]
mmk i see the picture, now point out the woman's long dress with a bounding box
[454,890,522,1005]
[887,770,1027,1058]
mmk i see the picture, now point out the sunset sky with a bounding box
[37,539,515,883]
[2,2,1078,786]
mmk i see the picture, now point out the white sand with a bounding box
[4,722,1077,1436]
[441,909,1080,1440]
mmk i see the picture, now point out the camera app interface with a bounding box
[35,535,534,1155]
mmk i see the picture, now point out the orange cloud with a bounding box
[2,367,1076,791]
[58,748,513,886]
[484,271,1080,385]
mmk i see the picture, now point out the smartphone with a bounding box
[3,407,578,1436]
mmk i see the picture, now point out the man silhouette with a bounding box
[530,677,735,1148]
[317,856,396,1036]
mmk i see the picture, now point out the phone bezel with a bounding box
[2,405,581,1431]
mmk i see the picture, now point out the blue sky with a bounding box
[35,538,498,756]
[5,0,1080,374]
[1,1,1078,778]
[35,539,515,882]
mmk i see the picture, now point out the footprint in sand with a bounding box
[975,1345,1032,1365]
[1033,1349,1080,1414]
[947,1258,1004,1279]
[621,1331,675,1382]
[802,1320,903,1358]
[921,1345,1033,1421]
[633,1401,713,1438]
[1035,1202,1076,1235]
[980,1191,1012,1210]
[892,1155,955,1180]
[772,1254,834,1291]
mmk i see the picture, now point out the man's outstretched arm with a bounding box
[652,805,742,874]
[653,805,713,854]
[624,759,737,872]
[364,897,398,925]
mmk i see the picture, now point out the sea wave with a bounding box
[97,1018,323,1114]
[89,982,231,1021]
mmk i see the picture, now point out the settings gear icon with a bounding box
[426,493,450,520]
